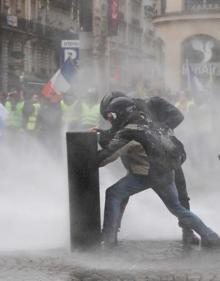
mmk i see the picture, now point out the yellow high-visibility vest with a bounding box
[5,100,24,128]
[26,103,40,130]
[60,100,79,124]
[81,102,100,128]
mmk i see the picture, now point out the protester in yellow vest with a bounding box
[81,87,100,130]
[23,94,41,134]
[5,90,24,129]
[60,91,80,131]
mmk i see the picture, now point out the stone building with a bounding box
[0,0,77,95]
[0,0,158,97]
[81,0,159,94]
[106,0,159,92]
[153,0,220,99]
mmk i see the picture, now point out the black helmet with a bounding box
[100,92,136,128]
[107,96,135,116]
[100,91,127,119]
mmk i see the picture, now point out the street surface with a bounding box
[1,240,220,281]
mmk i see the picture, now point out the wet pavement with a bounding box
[1,240,220,281]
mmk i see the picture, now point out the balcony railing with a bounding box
[0,14,77,40]
[155,1,220,18]
[185,1,220,12]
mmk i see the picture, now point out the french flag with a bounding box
[42,57,76,98]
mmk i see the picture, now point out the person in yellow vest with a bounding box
[81,87,100,130]
[4,89,25,146]
[60,90,80,131]
[23,94,41,136]
[5,89,24,130]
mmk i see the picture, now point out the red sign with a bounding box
[108,0,119,36]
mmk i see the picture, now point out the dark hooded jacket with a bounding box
[98,96,185,173]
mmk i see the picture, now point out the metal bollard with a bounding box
[66,132,101,250]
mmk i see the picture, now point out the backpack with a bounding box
[143,121,186,171]
[131,97,186,171]
[133,96,184,129]
[119,119,186,172]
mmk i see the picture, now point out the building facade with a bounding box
[106,0,159,92]
[0,0,77,95]
[0,0,158,97]
[88,0,159,94]
[153,0,220,98]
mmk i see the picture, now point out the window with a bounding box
[50,0,72,9]
[185,0,220,10]
[79,0,93,32]
[161,0,166,14]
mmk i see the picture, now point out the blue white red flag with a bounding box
[42,57,76,98]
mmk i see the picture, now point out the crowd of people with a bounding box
[0,83,216,156]
[0,82,218,182]
[0,82,217,174]
[0,82,219,250]
[0,87,102,157]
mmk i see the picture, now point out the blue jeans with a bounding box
[103,171,217,241]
